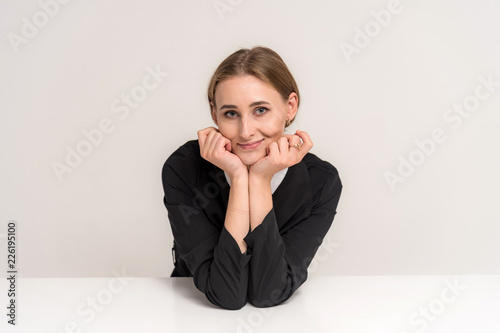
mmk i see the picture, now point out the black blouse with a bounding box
[161,140,342,309]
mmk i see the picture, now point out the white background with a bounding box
[0,0,499,277]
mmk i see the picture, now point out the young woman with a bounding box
[162,46,342,310]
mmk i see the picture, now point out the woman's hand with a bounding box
[198,127,247,180]
[249,130,313,181]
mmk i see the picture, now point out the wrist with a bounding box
[249,172,272,187]
[228,168,249,183]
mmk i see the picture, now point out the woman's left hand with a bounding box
[249,130,313,181]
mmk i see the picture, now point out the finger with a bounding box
[211,132,231,156]
[224,137,232,152]
[289,134,303,147]
[295,130,313,156]
[295,130,312,148]
[277,137,290,154]
[283,134,302,144]
[201,129,215,157]
[216,134,231,153]
[282,134,294,142]
[268,141,279,157]
[283,133,301,140]
[288,144,302,164]
[207,131,221,155]
[282,135,300,153]
[198,126,217,138]
[197,129,209,148]
[198,127,217,149]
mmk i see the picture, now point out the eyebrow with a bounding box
[219,100,271,111]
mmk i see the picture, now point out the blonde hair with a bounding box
[207,46,300,126]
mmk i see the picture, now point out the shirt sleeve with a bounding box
[244,167,342,307]
[162,144,251,310]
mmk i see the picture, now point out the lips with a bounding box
[237,139,264,150]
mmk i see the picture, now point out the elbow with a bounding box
[224,300,247,310]
[195,271,248,310]
[208,294,247,310]
[247,291,288,308]
[248,299,278,308]
[247,276,301,308]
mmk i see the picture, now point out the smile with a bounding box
[237,139,264,150]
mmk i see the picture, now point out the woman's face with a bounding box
[212,75,298,166]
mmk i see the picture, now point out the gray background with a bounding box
[1,0,499,277]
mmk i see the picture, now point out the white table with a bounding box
[2,275,499,333]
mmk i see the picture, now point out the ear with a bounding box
[210,102,218,126]
[285,92,298,122]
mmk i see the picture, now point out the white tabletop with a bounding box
[2,275,499,333]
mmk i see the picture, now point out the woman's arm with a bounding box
[198,127,250,253]
[224,172,250,253]
[162,138,250,310]
[248,131,311,230]
[245,131,342,307]
[248,172,273,232]
[246,166,342,307]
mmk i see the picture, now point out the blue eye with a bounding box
[255,107,268,115]
[224,111,238,118]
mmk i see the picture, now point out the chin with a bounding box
[236,151,266,166]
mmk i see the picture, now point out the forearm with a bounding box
[244,208,293,307]
[249,174,273,231]
[197,227,250,310]
[224,173,250,253]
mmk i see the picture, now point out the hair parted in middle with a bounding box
[207,46,300,127]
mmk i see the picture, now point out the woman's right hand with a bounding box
[197,127,247,180]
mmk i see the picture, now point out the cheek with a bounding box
[217,122,237,139]
[260,117,284,138]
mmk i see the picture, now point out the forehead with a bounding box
[215,75,281,106]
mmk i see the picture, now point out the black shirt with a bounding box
[161,140,342,309]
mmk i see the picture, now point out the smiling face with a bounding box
[211,75,298,166]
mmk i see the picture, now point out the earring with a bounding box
[285,119,291,127]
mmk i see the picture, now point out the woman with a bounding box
[162,46,342,310]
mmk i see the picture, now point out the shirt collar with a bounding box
[224,168,289,194]
[212,160,312,230]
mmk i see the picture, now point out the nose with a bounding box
[240,116,256,140]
